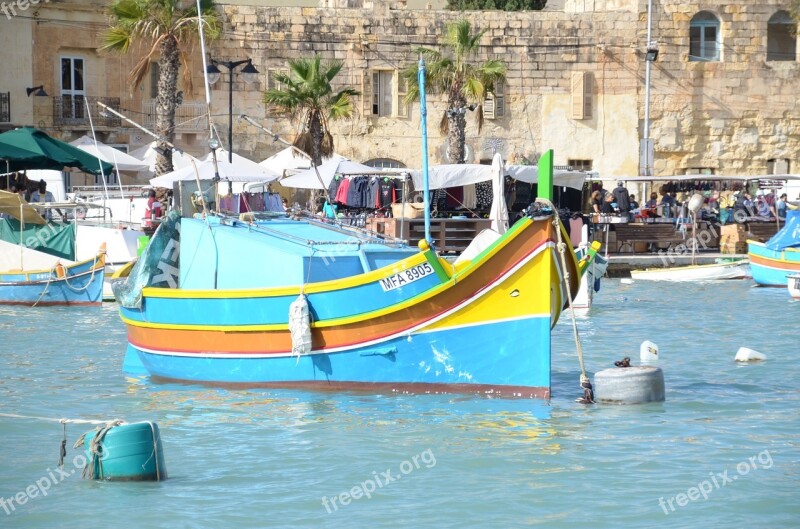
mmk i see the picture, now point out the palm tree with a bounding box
[263,55,360,167]
[401,19,506,164]
[100,0,221,175]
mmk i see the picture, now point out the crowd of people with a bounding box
[589,181,799,224]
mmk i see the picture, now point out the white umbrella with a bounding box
[70,135,150,171]
[149,149,280,187]
[279,159,385,190]
[410,163,492,190]
[506,165,587,191]
[260,147,348,177]
[489,153,509,234]
[130,141,199,177]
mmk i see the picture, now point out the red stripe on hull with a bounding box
[0,300,101,307]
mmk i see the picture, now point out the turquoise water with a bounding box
[1,280,798,528]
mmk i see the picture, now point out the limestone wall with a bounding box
[213,0,799,177]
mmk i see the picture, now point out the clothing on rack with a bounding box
[463,184,477,209]
[378,178,397,207]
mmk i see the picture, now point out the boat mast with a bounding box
[418,56,432,245]
[538,149,554,201]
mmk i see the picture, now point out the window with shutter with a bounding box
[571,72,587,119]
[371,71,393,117]
[396,74,408,118]
[483,79,504,120]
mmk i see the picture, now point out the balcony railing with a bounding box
[52,96,121,128]
[0,92,10,123]
[142,99,208,133]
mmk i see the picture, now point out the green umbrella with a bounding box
[0,127,113,175]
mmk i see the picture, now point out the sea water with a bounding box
[0,280,798,528]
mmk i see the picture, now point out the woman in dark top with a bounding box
[591,190,603,213]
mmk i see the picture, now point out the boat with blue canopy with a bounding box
[748,209,800,286]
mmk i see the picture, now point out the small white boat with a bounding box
[788,274,800,299]
[630,259,750,281]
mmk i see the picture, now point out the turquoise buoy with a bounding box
[82,421,167,481]
[594,366,665,405]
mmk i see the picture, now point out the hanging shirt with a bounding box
[369,177,381,208]
[463,184,477,209]
[334,178,351,205]
[378,178,396,207]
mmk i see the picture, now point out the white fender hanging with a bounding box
[289,294,313,361]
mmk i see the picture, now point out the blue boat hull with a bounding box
[0,256,104,306]
[125,315,552,398]
[748,242,800,286]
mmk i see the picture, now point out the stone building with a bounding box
[214,0,799,178]
[1,0,797,187]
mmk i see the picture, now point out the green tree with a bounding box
[401,19,506,164]
[447,0,547,10]
[791,0,800,34]
[100,0,221,175]
[263,55,360,166]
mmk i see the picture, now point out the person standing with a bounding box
[612,181,630,214]
[143,189,163,227]
[775,193,788,219]
[29,180,58,221]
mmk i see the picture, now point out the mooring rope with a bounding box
[73,419,126,480]
[539,200,594,404]
[31,262,59,308]
[62,254,103,294]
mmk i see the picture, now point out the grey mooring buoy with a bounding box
[594,366,665,404]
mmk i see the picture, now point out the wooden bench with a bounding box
[745,222,778,242]
[612,223,686,253]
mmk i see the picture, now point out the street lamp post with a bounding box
[206,58,259,163]
[641,0,658,178]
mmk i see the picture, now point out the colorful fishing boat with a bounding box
[0,242,106,306]
[748,210,800,286]
[114,153,599,398]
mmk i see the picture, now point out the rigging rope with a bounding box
[540,200,594,404]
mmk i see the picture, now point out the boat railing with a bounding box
[214,212,408,249]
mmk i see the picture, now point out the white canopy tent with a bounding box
[149,149,280,187]
[279,158,403,190]
[410,164,588,191]
[69,136,150,172]
[259,147,347,177]
[130,141,199,178]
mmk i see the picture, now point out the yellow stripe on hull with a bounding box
[425,242,557,331]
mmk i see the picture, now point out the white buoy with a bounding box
[594,366,665,404]
[621,278,634,284]
[640,340,659,363]
[734,347,767,362]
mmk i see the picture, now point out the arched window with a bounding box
[767,11,796,62]
[689,11,721,62]
[365,158,406,169]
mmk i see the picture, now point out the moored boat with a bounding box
[788,274,800,300]
[0,241,106,306]
[630,258,750,281]
[748,210,800,286]
[114,153,599,398]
